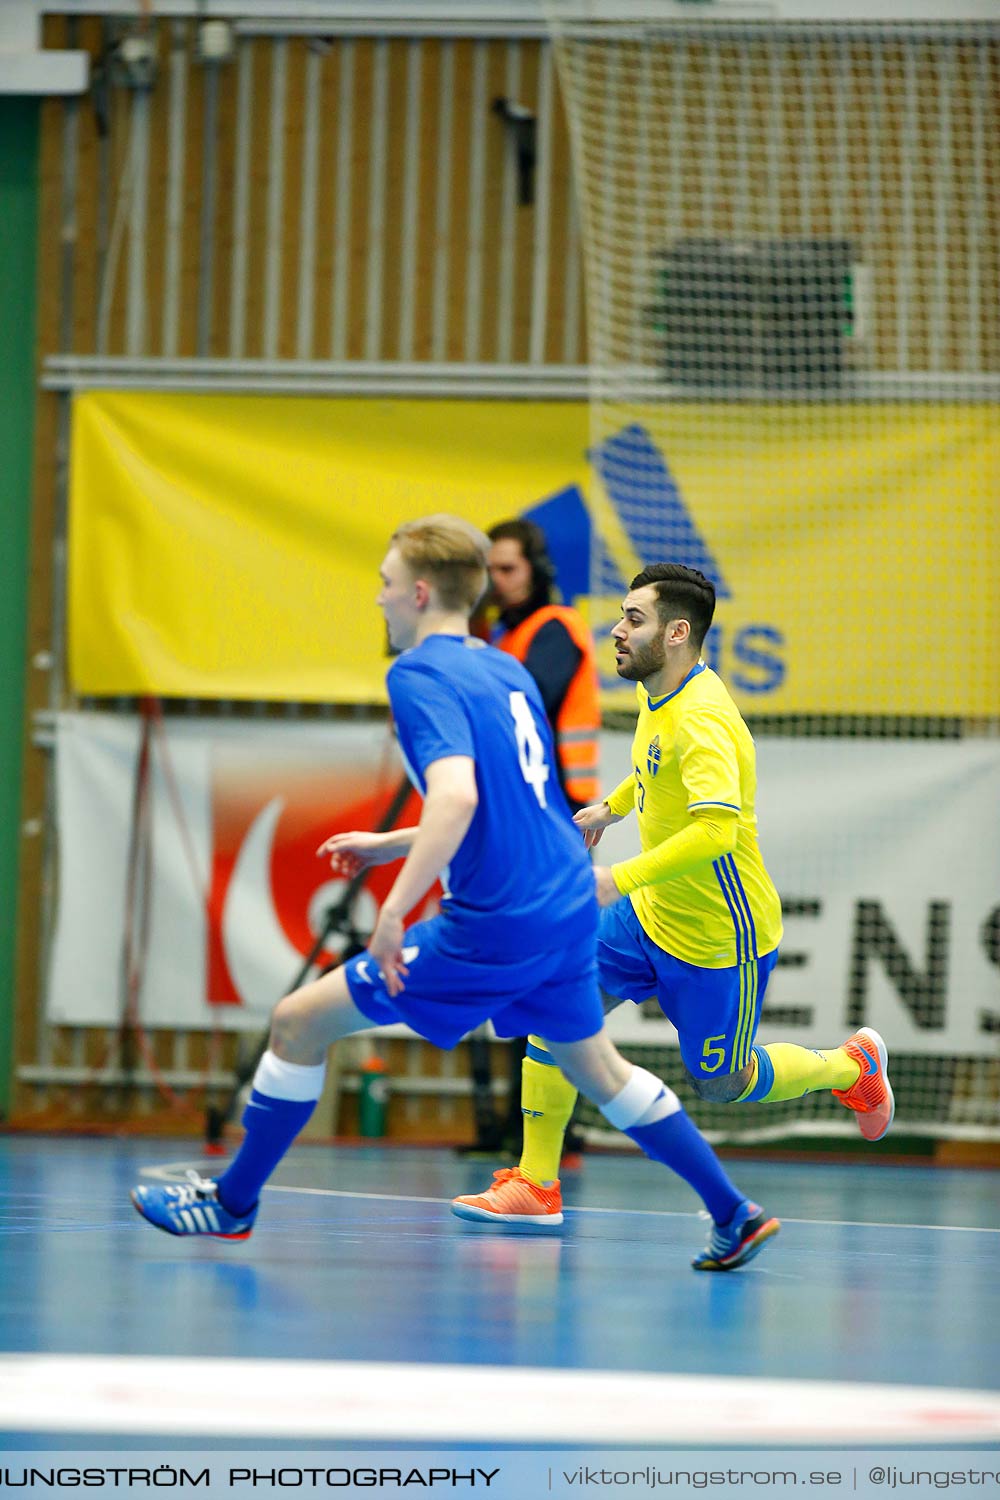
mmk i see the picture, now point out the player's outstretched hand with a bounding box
[317,830,399,876]
[573,800,623,850]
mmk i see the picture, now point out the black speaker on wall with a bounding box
[652,237,855,392]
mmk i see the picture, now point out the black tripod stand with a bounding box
[204,774,413,1149]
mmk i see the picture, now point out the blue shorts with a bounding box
[597,898,778,1080]
[343,914,606,1051]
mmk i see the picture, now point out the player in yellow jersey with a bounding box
[454,564,894,1258]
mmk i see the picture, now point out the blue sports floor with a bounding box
[2,1135,999,1453]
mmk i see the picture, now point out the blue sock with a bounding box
[626,1110,744,1226]
[216,1089,317,1217]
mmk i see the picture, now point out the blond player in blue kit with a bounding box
[454,564,894,1259]
[131,525,779,1271]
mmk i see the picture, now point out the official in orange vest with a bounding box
[485,520,601,814]
[457,520,601,1160]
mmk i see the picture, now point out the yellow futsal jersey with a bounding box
[605,662,782,969]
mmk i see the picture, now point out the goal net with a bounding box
[544,7,1000,1145]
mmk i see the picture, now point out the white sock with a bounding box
[600,1066,681,1132]
[253,1049,326,1102]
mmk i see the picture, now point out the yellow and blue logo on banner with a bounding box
[518,421,786,700]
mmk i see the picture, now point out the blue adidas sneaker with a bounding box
[692,1200,780,1272]
[130,1171,256,1240]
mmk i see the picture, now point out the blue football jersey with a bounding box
[387,633,597,958]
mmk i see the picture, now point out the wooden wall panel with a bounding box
[31,24,998,374]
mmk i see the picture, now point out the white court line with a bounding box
[3,1354,999,1444]
[266,1184,1000,1237]
[141,1161,1000,1235]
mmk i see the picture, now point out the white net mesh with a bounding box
[545,10,1000,1144]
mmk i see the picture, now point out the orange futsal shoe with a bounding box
[832,1027,895,1142]
[452,1167,563,1226]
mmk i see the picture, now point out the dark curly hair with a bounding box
[630,563,716,650]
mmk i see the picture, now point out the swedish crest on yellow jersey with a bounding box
[607,663,782,968]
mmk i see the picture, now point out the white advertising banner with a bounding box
[598,734,1000,1056]
[48,713,424,1034]
[48,714,1000,1056]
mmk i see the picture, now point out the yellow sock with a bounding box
[737,1043,862,1103]
[519,1037,578,1185]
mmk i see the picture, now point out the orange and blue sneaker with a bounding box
[832,1026,895,1142]
[452,1166,563,1225]
[130,1171,256,1240]
[692,1200,780,1272]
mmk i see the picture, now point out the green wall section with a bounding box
[0,97,41,1117]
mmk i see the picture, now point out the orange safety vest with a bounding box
[495,604,601,806]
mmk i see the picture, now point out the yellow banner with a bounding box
[69,392,999,714]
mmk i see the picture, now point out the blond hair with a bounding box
[390,514,489,612]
